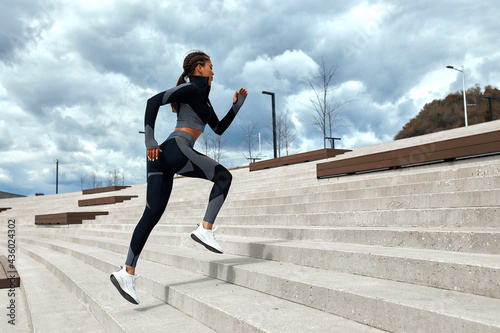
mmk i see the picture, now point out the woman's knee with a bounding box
[214,165,232,191]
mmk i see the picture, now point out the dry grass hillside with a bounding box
[395,85,500,139]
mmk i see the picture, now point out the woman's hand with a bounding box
[147,148,162,161]
[233,88,248,103]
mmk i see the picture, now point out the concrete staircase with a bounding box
[1,125,500,332]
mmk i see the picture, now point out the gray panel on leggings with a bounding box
[177,142,216,180]
[204,194,224,223]
[148,172,163,178]
[146,172,163,209]
[177,160,194,175]
[126,246,139,267]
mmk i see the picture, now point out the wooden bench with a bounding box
[82,185,130,195]
[35,212,108,225]
[78,195,138,207]
[250,148,351,172]
[317,130,500,178]
[0,208,12,213]
[0,255,20,289]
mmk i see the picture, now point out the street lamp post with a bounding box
[262,91,277,158]
[55,159,59,194]
[446,65,468,127]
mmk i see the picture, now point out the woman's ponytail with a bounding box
[176,71,187,86]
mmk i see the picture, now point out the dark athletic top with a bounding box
[144,75,246,150]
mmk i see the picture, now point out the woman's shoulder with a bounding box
[165,82,198,98]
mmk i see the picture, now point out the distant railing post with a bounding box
[324,137,341,149]
[482,96,500,121]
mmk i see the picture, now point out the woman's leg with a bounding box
[111,159,174,304]
[125,162,174,273]
[174,144,232,226]
[202,164,232,225]
[164,136,231,253]
[180,157,231,254]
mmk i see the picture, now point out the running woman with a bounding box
[111,51,248,304]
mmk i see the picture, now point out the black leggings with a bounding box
[125,131,232,267]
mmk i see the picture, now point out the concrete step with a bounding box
[213,207,500,228]
[65,223,500,255]
[136,207,500,229]
[18,242,218,333]
[6,247,105,332]
[82,205,500,229]
[20,233,500,333]
[101,180,500,217]
[174,170,494,202]
[79,173,500,215]
[186,175,500,204]
[23,227,500,298]
[157,190,500,218]
[134,155,500,199]
[19,237,382,333]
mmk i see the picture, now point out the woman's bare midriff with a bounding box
[174,127,203,142]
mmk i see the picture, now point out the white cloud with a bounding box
[343,130,383,149]
[241,49,318,93]
[0,167,12,184]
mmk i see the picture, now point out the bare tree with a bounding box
[80,175,86,190]
[276,109,296,157]
[198,131,226,162]
[86,171,102,189]
[240,122,261,162]
[199,131,215,158]
[306,58,349,148]
[212,135,227,163]
[106,168,125,186]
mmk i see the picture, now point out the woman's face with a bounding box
[198,60,214,85]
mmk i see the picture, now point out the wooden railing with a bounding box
[82,186,130,195]
[317,130,500,178]
[250,148,351,172]
[78,195,138,207]
[35,212,109,225]
[0,255,20,289]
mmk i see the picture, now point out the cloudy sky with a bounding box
[1,0,499,196]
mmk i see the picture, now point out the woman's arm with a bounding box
[144,84,193,151]
[144,92,164,151]
[209,88,248,135]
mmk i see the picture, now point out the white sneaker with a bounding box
[191,224,224,254]
[110,266,140,304]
